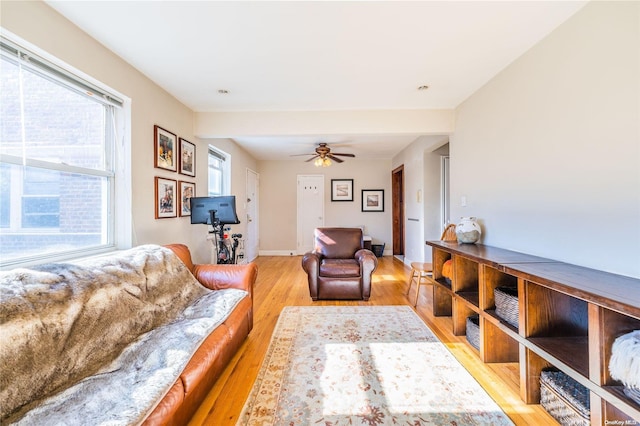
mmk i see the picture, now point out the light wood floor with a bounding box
[188,255,556,425]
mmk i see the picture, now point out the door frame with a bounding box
[392,165,404,256]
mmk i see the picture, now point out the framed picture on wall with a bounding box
[179,138,196,177]
[178,181,195,217]
[331,179,354,201]
[361,189,384,212]
[155,177,177,219]
[154,125,177,172]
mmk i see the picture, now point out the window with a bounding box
[0,36,127,268]
[208,146,230,196]
[21,167,61,228]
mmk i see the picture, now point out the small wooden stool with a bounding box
[406,262,433,307]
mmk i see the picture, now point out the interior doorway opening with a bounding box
[441,155,450,230]
[392,165,404,258]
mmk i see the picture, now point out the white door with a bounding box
[297,175,324,254]
[246,168,259,262]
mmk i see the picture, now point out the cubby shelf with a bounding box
[527,336,590,378]
[484,309,519,335]
[426,240,640,425]
[456,291,479,308]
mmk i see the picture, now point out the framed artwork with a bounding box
[179,138,196,177]
[331,179,354,202]
[361,189,384,212]
[178,181,196,217]
[154,125,177,172]
[155,177,177,219]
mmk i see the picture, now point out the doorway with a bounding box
[297,175,324,254]
[441,155,450,229]
[392,165,404,256]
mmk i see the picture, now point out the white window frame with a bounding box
[0,31,131,269]
[208,145,231,196]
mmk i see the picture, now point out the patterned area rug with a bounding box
[237,306,514,425]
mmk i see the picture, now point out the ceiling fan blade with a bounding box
[327,154,344,163]
[305,155,320,162]
[331,153,355,157]
[290,153,315,157]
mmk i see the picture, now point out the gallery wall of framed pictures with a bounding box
[153,124,197,219]
[330,178,384,213]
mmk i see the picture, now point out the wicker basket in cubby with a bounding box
[494,286,519,329]
[466,315,480,350]
[540,370,590,426]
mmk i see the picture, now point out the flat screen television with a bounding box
[190,196,240,226]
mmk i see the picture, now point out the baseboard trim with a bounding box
[259,250,299,256]
[258,249,395,257]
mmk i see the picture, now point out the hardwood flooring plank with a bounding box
[188,255,555,426]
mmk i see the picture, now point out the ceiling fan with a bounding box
[292,143,355,167]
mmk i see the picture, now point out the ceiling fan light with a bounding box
[314,157,332,167]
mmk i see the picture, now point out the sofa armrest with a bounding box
[192,263,257,296]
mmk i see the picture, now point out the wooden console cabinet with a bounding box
[426,241,640,425]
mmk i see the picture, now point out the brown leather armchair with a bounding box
[302,227,378,300]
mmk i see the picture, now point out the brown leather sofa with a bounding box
[144,244,258,425]
[302,227,378,300]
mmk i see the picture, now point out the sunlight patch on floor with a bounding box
[320,343,368,415]
[319,341,504,416]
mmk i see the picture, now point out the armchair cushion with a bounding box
[320,259,361,278]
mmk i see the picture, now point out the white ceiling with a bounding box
[234,133,430,161]
[46,0,586,160]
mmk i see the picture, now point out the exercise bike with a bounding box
[209,210,243,264]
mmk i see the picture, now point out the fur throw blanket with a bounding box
[609,330,640,389]
[0,244,247,425]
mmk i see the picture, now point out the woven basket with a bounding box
[494,286,519,329]
[466,315,480,350]
[540,370,590,426]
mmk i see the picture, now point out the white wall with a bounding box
[451,1,640,277]
[190,139,258,261]
[258,159,392,255]
[6,1,638,277]
[392,136,448,265]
